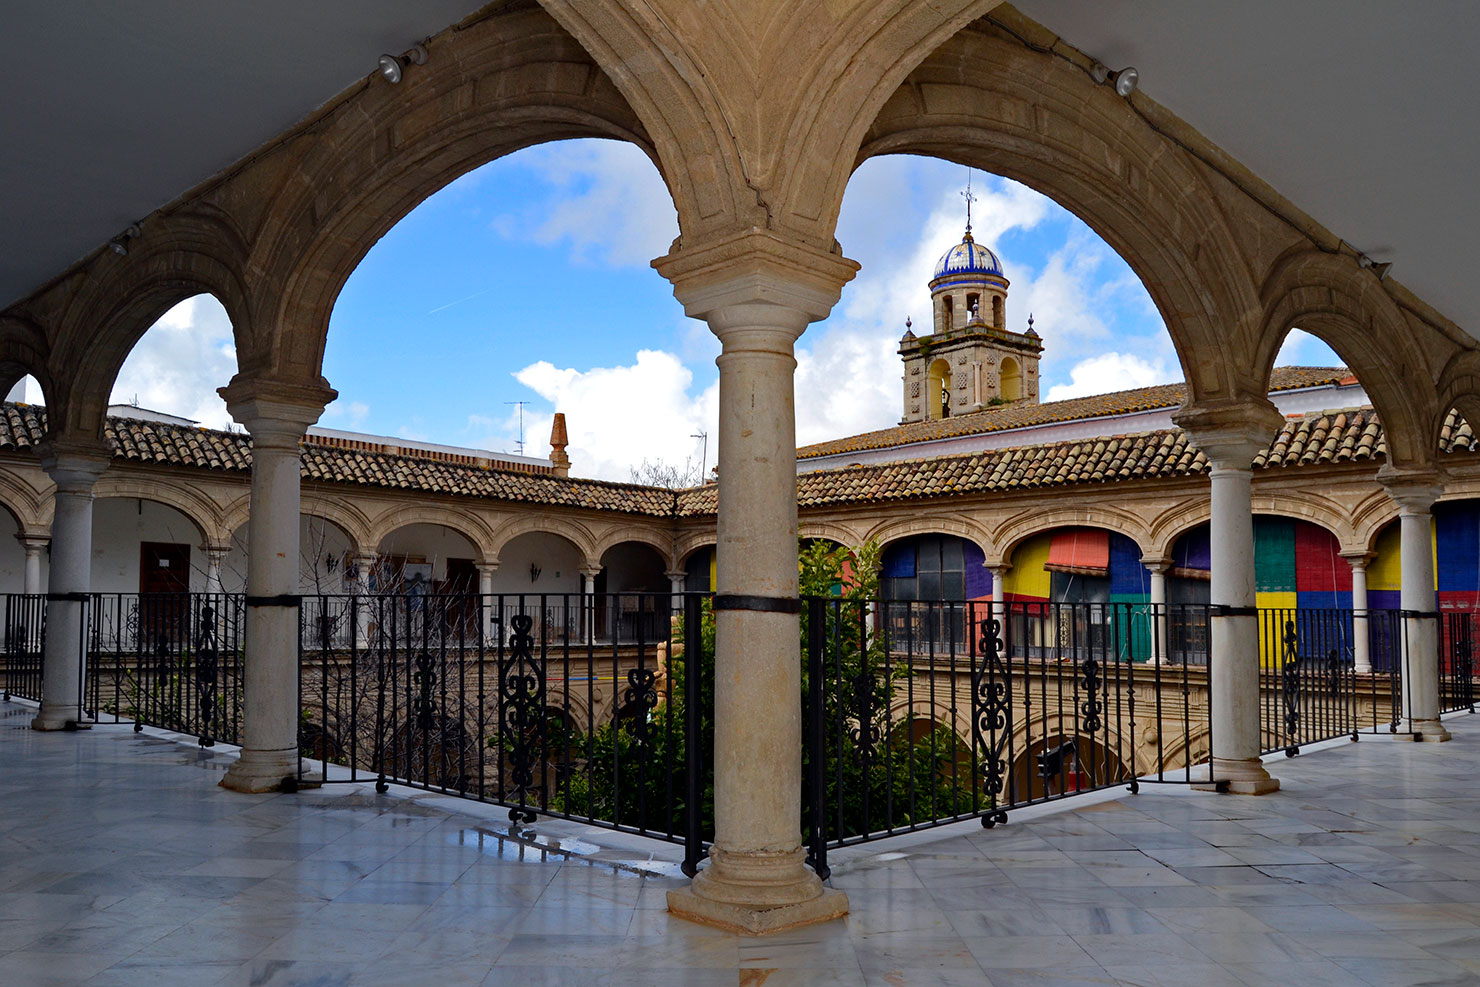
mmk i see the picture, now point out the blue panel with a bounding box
[963,539,991,599]
[881,541,915,579]
[1173,526,1211,571]
[1108,533,1148,597]
[1435,502,1480,593]
[1297,590,1353,611]
[1367,589,1401,611]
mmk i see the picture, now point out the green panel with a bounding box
[1254,516,1296,593]
[1108,598,1153,663]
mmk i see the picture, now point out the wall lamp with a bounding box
[1358,254,1393,281]
[378,44,427,85]
[108,224,142,257]
[1090,62,1139,98]
[529,563,542,583]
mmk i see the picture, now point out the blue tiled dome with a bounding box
[933,232,1003,280]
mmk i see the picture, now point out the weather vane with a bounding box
[960,170,977,236]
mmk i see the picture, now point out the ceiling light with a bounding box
[377,44,428,85]
[1090,61,1110,85]
[1113,67,1139,98]
[108,223,142,257]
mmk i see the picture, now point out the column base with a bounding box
[1404,719,1452,742]
[220,747,299,793]
[31,706,91,731]
[668,885,848,935]
[1191,756,1280,795]
[667,845,849,934]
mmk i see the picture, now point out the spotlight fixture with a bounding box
[1113,66,1139,98]
[1358,254,1394,281]
[377,44,427,84]
[1090,61,1110,85]
[108,223,142,257]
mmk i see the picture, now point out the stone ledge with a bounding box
[667,886,848,935]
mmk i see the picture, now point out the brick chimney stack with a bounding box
[549,412,570,477]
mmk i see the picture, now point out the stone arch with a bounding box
[246,8,660,382]
[368,508,497,563]
[488,515,596,568]
[297,495,374,554]
[1251,249,1439,471]
[0,314,54,410]
[1000,356,1022,402]
[798,520,866,550]
[858,19,1270,407]
[927,357,951,419]
[591,527,675,570]
[91,477,221,547]
[0,471,48,533]
[864,515,995,559]
[1435,350,1480,452]
[675,532,718,566]
[50,214,251,441]
[1353,493,1403,556]
[993,508,1150,566]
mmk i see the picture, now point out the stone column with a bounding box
[203,546,228,597]
[1343,551,1372,675]
[665,568,688,621]
[352,552,377,649]
[988,565,1009,641]
[19,536,47,596]
[1145,558,1171,664]
[1174,400,1283,795]
[656,232,856,934]
[580,566,601,643]
[1381,471,1449,741]
[218,376,335,793]
[32,442,110,730]
[476,562,498,642]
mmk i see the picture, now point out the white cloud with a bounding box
[1276,328,1345,368]
[466,350,718,481]
[321,400,371,429]
[495,140,678,268]
[110,295,236,428]
[1045,351,1175,402]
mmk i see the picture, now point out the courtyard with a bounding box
[4,698,1480,986]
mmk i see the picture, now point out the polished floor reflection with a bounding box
[4,700,1480,986]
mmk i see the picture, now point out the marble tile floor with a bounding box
[4,700,1480,986]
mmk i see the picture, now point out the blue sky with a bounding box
[100,139,1339,480]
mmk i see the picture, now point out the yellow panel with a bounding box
[1368,524,1402,592]
[1006,532,1053,599]
[1256,591,1298,668]
[709,552,717,593]
[1366,520,1440,592]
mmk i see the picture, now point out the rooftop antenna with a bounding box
[504,400,528,456]
[960,169,977,237]
[691,429,708,481]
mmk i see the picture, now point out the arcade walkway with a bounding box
[3,700,1480,987]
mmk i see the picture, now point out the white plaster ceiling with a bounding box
[3,1,1478,345]
[1013,0,1480,339]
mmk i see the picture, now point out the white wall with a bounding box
[0,509,45,594]
[91,498,206,594]
[494,531,583,596]
[221,515,356,595]
[600,541,668,592]
[375,522,478,586]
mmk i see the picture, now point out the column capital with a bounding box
[579,566,603,580]
[218,374,336,446]
[1340,550,1373,569]
[664,569,688,583]
[475,561,499,575]
[202,543,231,558]
[654,229,859,332]
[16,533,49,552]
[37,438,111,491]
[1377,465,1444,513]
[1172,397,1283,468]
[1141,556,1173,573]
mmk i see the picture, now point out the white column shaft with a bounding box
[1400,509,1442,735]
[1350,562,1371,675]
[33,481,100,729]
[1149,568,1169,664]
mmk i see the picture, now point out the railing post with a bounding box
[803,596,829,879]
[682,592,705,878]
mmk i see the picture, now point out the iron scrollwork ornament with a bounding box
[848,668,881,761]
[1281,619,1301,756]
[971,614,1010,827]
[500,614,545,823]
[193,603,218,748]
[624,666,659,748]
[1079,653,1102,734]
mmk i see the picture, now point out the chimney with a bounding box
[549,412,570,477]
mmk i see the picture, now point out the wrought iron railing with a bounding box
[1440,610,1478,715]
[86,592,246,746]
[801,599,1213,876]
[0,593,45,703]
[297,592,710,875]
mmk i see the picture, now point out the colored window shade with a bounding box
[1435,502,1480,593]
[1006,532,1052,600]
[1293,522,1349,593]
[1172,526,1211,571]
[963,539,991,599]
[1109,533,1149,597]
[881,541,915,579]
[1254,516,1296,593]
[1045,529,1109,574]
[1368,525,1402,592]
[1256,590,1298,667]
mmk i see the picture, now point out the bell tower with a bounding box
[899,193,1044,423]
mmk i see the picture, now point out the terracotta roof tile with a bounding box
[0,405,676,517]
[796,366,1351,460]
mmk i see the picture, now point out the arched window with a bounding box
[928,359,951,418]
[966,293,980,321]
[941,296,954,331]
[992,295,1003,327]
[1001,356,1022,401]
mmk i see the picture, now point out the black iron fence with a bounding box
[1,594,45,703]
[85,592,246,746]
[297,591,710,875]
[802,600,1212,876]
[1440,611,1478,715]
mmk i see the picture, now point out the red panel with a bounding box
[1293,522,1348,592]
[1045,529,1109,574]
